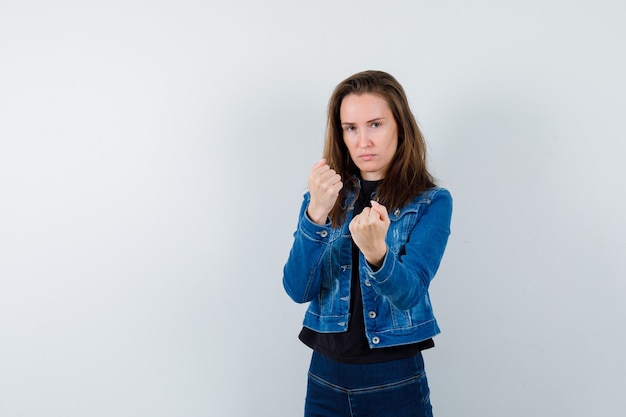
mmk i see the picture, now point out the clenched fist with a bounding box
[307,159,343,225]
[349,200,390,267]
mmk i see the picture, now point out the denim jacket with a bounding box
[283,186,452,349]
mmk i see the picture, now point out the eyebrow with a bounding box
[341,117,387,125]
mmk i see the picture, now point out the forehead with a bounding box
[340,93,391,121]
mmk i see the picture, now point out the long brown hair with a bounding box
[323,70,436,226]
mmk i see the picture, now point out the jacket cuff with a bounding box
[363,249,394,284]
[298,211,332,242]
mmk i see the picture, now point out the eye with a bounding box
[344,125,355,132]
[371,122,381,128]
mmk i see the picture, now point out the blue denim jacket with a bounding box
[283,186,452,349]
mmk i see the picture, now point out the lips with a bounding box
[360,154,375,161]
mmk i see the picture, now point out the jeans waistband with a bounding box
[308,350,426,390]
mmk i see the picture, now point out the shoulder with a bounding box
[414,186,452,205]
[387,187,451,220]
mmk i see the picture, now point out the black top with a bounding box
[299,179,433,363]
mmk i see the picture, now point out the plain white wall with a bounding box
[1,1,625,416]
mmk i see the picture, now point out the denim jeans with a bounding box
[304,351,434,417]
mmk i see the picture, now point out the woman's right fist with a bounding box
[306,159,343,225]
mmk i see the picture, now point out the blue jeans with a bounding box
[305,351,434,417]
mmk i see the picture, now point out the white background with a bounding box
[1,1,625,416]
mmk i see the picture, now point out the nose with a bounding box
[357,130,370,149]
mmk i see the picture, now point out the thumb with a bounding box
[370,200,389,220]
[312,158,326,170]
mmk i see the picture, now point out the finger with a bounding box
[312,158,326,169]
[370,200,389,220]
[311,161,330,178]
[330,173,342,185]
[319,168,341,185]
[318,167,335,180]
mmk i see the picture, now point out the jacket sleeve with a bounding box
[364,188,453,310]
[282,193,335,304]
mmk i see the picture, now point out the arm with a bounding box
[283,159,343,303]
[364,188,453,310]
[282,194,333,303]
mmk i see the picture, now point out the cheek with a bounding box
[343,137,358,153]
[380,132,397,151]
[389,132,399,150]
[390,138,399,153]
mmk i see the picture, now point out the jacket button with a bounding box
[368,311,377,319]
[393,208,401,216]
[372,336,380,344]
[364,279,371,286]
[319,230,328,237]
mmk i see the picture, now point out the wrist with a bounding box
[365,248,386,269]
[306,207,328,225]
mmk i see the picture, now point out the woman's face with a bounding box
[340,93,398,181]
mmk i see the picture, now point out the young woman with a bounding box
[283,70,452,417]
